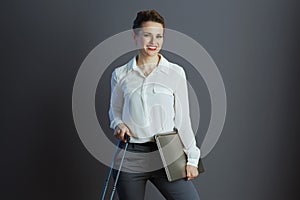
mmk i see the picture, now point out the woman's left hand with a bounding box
[186,165,199,180]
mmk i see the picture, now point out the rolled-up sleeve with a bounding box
[109,69,124,130]
[174,67,201,167]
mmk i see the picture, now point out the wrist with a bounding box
[186,162,198,168]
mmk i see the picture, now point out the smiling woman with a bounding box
[107,10,201,200]
[133,20,164,76]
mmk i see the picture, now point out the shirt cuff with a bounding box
[110,119,124,130]
[187,160,199,168]
[184,147,201,168]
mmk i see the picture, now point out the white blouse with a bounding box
[109,54,200,167]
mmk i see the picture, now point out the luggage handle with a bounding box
[100,135,130,200]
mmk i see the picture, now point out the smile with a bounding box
[146,45,158,51]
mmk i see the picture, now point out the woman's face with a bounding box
[133,21,164,57]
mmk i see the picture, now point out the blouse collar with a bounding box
[127,53,170,74]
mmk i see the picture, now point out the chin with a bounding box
[145,50,160,56]
[147,52,159,57]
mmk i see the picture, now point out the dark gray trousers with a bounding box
[112,141,200,200]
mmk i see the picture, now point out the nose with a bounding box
[150,35,156,43]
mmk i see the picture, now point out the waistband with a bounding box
[118,141,158,152]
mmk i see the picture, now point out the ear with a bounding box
[132,31,138,45]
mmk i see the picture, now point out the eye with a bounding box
[143,33,151,37]
[156,35,163,39]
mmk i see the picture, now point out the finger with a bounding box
[114,129,123,140]
[119,132,125,141]
[120,129,128,142]
[114,129,120,136]
[114,130,119,139]
[186,170,191,180]
[125,129,132,137]
[194,171,199,177]
[187,173,194,180]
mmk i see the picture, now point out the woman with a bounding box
[109,10,201,200]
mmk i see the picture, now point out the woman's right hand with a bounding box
[114,123,132,142]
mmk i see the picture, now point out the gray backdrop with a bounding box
[1,0,299,199]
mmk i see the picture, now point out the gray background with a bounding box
[1,0,299,199]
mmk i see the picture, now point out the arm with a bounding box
[108,69,124,129]
[108,69,132,142]
[173,67,201,168]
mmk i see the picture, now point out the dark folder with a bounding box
[154,130,204,182]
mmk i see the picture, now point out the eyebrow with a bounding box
[142,32,163,35]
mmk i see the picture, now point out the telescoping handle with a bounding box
[124,134,131,143]
[100,135,130,200]
[109,135,130,200]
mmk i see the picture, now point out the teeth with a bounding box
[147,46,157,50]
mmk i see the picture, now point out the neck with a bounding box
[136,53,160,69]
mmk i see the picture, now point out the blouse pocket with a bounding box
[153,84,174,96]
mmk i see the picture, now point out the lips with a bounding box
[146,45,157,51]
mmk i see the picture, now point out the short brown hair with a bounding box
[132,10,165,35]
